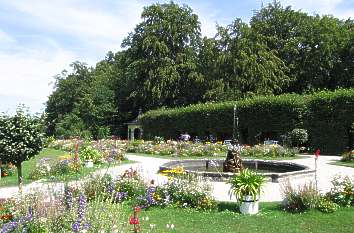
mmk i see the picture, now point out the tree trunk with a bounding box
[16,163,23,193]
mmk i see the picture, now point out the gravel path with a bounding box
[0,154,353,202]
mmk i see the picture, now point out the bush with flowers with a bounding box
[127,140,227,157]
[28,157,52,180]
[241,144,297,158]
[326,175,354,207]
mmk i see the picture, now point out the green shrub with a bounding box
[28,158,51,180]
[317,197,339,213]
[51,158,81,176]
[341,150,354,162]
[326,175,354,207]
[281,181,320,213]
[79,146,103,164]
[141,89,354,154]
[160,175,216,210]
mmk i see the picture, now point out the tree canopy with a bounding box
[45,1,354,139]
[0,106,43,189]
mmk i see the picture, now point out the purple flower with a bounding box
[77,193,87,220]
[72,193,89,232]
[115,191,128,202]
[72,221,81,232]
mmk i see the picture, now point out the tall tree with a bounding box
[45,62,92,135]
[121,2,202,110]
[251,1,354,92]
[213,19,290,99]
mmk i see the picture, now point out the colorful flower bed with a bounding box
[240,144,297,158]
[0,168,216,232]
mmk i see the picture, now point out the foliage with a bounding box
[127,140,226,157]
[326,175,354,207]
[0,106,44,188]
[141,89,354,153]
[0,163,16,177]
[159,175,217,210]
[240,144,296,158]
[288,128,308,147]
[228,169,265,201]
[51,157,81,176]
[28,158,51,180]
[317,197,339,213]
[281,181,321,213]
[341,150,354,162]
[79,146,103,164]
[45,1,354,142]
[54,113,92,139]
[304,89,354,154]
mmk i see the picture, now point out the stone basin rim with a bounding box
[159,159,315,183]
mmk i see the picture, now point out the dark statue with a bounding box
[223,142,243,173]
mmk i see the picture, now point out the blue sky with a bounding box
[0,0,353,114]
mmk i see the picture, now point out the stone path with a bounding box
[0,154,353,203]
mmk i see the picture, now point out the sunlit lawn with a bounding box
[0,148,132,187]
[135,202,354,233]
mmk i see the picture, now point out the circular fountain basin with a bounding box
[160,159,315,182]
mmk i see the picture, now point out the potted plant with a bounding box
[228,168,265,214]
[79,147,101,168]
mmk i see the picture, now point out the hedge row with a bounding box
[140,89,354,154]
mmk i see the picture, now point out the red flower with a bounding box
[129,216,139,225]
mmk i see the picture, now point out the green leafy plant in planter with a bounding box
[79,146,102,166]
[228,169,265,214]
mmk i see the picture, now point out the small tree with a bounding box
[0,107,43,191]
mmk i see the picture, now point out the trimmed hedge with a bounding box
[141,94,306,144]
[305,89,354,154]
[140,89,354,154]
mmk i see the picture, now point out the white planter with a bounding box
[84,160,94,168]
[240,195,259,215]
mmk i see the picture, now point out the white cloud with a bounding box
[276,0,353,19]
[0,0,146,114]
[0,29,15,44]
[5,0,144,54]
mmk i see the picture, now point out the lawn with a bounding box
[0,148,66,187]
[330,161,354,168]
[0,148,132,187]
[135,203,354,233]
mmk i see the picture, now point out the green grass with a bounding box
[330,161,354,168]
[0,148,66,187]
[135,202,354,233]
[0,148,133,187]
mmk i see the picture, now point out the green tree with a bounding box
[45,62,93,135]
[214,19,290,99]
[251,1,354,92]
[0,106,43,191]
[122,1,202,109]
[76,56,118,138]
